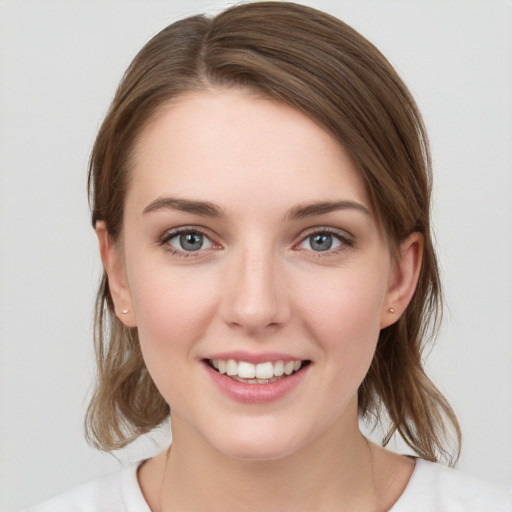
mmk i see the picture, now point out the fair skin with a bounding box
[97,88,423,511]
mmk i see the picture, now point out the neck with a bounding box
[154,410,394,512]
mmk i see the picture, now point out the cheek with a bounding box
[127,267,219,389]
[131,263,218,333]
[296,268,388,371]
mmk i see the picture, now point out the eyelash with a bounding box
[295,227,354,256]
[159,227,216,258]
[159,226,354,258]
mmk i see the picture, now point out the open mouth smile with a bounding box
[206,358,311,384]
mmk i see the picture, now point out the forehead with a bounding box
[127,89,370,215]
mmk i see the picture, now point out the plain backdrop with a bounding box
[1,0,511,510]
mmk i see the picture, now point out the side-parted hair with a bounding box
[86,1,461,464]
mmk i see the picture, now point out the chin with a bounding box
[207,422,309,462]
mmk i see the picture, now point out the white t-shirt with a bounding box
[25,458,512,511]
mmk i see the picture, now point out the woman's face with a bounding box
[100,89,419,460]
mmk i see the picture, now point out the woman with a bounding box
[27,2,511,510]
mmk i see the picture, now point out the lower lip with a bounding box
[203,362,309,404]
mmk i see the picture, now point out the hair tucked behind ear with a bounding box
[85,276,169,450]
[86,1,461,463]
[359,266,458,463]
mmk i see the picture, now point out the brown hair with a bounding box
[86,1,461,463]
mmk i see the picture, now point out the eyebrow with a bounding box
[285,200,371,220]
[142,196,370,220]
[143,197,223,217]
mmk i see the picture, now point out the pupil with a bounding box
[311,233,332,251]
[180,233,203,251]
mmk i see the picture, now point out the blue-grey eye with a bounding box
[299,232,343,252]
[169,232,212,252]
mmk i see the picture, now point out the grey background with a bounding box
[1,1,511,510]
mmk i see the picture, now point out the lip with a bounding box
[203,350,304,364]
[202,358,310,404]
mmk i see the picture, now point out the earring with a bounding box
[121,309,129,314]
[388,307,395,314]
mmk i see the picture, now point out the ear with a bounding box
[95,221,137,327]
[380,232,424,329]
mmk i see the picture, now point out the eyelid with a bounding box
[294,226,354,252]
[158,225,353,257]
[160,225,208,243]
[159,226,221,255]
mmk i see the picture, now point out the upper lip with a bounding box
[203,351,307,364]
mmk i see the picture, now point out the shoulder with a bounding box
[392,459,512,511]
[23,461,151,512]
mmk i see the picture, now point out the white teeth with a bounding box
[283,361,295,375]
[273,360,284,376]
[210,358,304,381]
[226,359,238,376]
[255,362,274,379]
[238,361,256,379]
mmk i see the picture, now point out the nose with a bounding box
[220,246,290,335]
